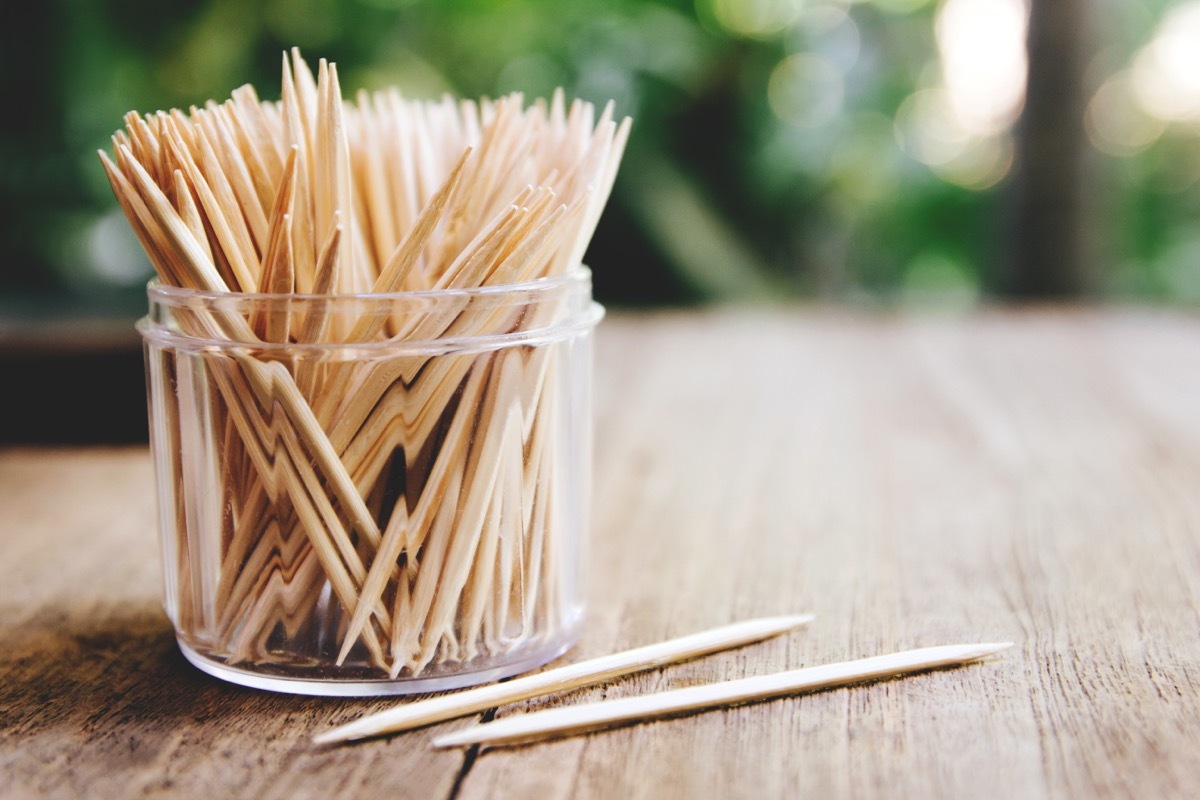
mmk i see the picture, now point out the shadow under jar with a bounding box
[138,268,603,696]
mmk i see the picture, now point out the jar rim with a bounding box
[139,264,602,355]
[146,265,593,304]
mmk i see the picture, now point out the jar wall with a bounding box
[140,275,600,695]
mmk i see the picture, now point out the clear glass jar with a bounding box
[138,268,603,696]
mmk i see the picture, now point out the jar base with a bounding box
[176,627,581,697]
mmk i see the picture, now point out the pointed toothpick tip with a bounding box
[968,641,1015,659]
[750,612,816,635]
[312,726,358,746]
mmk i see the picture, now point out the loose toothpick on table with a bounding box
[313,613,816,745]
[432,642,1014,749]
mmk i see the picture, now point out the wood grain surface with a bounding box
[3,307,1199,799]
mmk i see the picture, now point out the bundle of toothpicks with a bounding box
[100,48,630,678]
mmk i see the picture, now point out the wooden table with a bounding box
[3,307,1199,799]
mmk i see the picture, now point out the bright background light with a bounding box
[936,0,1029,136]
[894,0,1028,189]
[1130,1,1200,123]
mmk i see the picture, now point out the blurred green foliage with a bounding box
[3,0,1199,312]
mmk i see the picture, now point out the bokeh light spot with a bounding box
[768,54,844,128]
[1131,1,1200,122]
[707,0,804,39]
[895,89,1013,189]
[1086,72,1166,156]
[902,251,981,310]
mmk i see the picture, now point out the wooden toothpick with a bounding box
[313,614,816,744]
[430,642,1014,749]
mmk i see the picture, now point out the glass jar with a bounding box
[138,268,602,696]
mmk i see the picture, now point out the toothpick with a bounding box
[313,614,816,744]
[431,643,1014,749]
